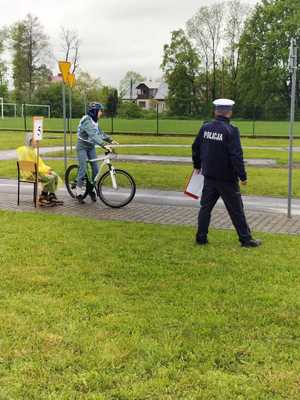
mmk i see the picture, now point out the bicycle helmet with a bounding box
[87,102,105,122]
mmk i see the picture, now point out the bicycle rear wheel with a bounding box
[65,164,89,199]
[97,169,136,208]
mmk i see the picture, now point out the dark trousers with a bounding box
[197,177,252,243]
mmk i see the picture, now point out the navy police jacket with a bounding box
[192,115,247,182]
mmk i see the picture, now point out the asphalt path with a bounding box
[0,146,277,166]
[1,178,299,216]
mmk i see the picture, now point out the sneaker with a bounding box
[76,187,85,203]
[75,186,85,197]
[38,194,55,207]
[89,190,97,202]
[241,239,262,248]
[48,193,64,205]
[76,195,85,204]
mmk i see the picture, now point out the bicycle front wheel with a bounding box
[97,169,136,208]
[65,164,89,199]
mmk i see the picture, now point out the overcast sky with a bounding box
[0,0,258,88]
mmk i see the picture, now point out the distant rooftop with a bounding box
[136,81,160,90]
[123,81,168,100]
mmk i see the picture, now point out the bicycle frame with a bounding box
[65,150,136,207]
[88,153,118,190]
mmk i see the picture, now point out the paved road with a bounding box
[1,178,300,236]
[1,178,298,215]
[0,146,276,166]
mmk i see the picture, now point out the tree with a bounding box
[10,22,27,101]
[74,70,103,112]
[119,71,145,98]
[0,27,8,98]
[60,28,80,73]
[106,89,119,117]
[223,0,251,99]
[34,82,63,117]
[34,64,53,88]
[10,14,49,102]
[161,29,200,116]
[118,102,143,118]
[34,82,85,118]
[186,3,224,103]
[237,0,300,119]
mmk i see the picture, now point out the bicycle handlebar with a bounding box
[104,148,116,155]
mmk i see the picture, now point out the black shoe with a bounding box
[241,239,262,248]
[195,238,208,246]
[48,193,64,205]
[38,194,54,207]
[89,190,97,202]
[76,194,85,204]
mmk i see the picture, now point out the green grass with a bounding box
[243,149,300,165]
[2,130,300,197]
[1,117,300,136]
[1,210,300,399]
[1,130,300,152]
[46,144,300,164]
[2,130,300,162]
[0,131,68,150]
[241,138,292,147]
[1,159,299,197]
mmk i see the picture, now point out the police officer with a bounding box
[192,98,261,248]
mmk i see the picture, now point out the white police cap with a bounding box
[213,98,235,108]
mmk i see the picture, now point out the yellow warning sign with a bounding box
[58,61,71,84]
[67,73,76,88]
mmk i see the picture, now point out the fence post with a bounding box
[156,103,159,135]
[252,107,256,137]
[287,37,298,218]
[23,103,27,131]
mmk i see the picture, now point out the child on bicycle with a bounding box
[76,102,118,202]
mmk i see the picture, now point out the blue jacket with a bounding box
[192,116,247,182]
[77,115,112,150]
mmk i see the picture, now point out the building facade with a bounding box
[122,81,168,113]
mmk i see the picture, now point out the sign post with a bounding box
[58,61,71,172]
[33,116,44,179]
[156,102,159,135]
[287,38,298,218]
[67,73,76,155]
[0,97,3,119]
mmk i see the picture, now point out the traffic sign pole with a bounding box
[62,82,67,172]
[67,73,76,156]
[69,86,73,154]
[58,61,72,173]
[58,63,76,171]
[288,38,298,219]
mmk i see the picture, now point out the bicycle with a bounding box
[65,150,136,208]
